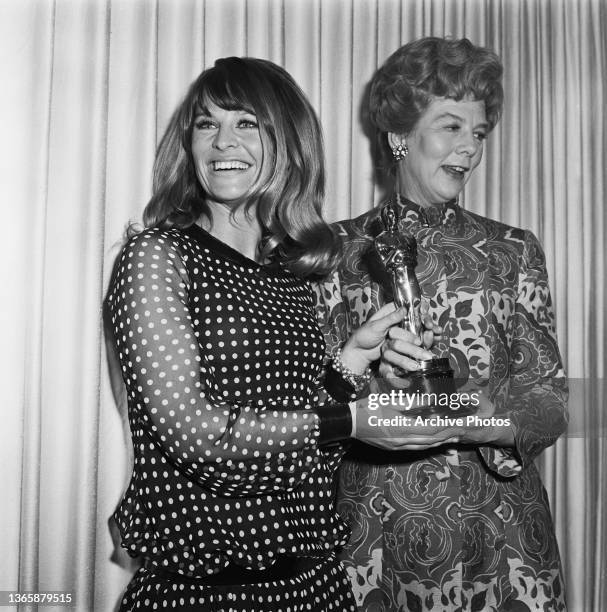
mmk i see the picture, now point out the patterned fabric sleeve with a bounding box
[479,230,568,476]
[109,232,326,497]
[313,271,352,354]
[312,272,363,400]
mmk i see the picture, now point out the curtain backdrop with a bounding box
[1,0,605,610]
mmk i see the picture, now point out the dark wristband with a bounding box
[324,365,357,402]
[317,403,352,444]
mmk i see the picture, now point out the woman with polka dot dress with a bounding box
[107,57,417,611]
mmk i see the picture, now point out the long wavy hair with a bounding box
[142,57,339,278]
[368,37,504,175]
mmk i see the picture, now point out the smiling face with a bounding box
[191,101,269,209]
[390,97,488,207]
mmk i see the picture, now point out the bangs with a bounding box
[193,68,257,116]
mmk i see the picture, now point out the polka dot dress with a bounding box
[121,554,354,611]
[108,225,355,611]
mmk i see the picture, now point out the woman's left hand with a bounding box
[339,303,405,374]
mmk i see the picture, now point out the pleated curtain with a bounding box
[1,0,605,610]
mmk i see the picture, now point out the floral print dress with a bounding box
[315,198,568,612]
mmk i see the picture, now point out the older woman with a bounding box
[317,38,568,611]
[107,56,416,611]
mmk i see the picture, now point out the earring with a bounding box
[391,142,408,161]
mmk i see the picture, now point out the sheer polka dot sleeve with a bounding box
[108,229,328,496]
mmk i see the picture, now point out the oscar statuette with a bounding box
[374,203,473,416]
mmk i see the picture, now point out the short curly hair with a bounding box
[369,37,503,171]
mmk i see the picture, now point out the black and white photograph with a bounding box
[1,0,605,610]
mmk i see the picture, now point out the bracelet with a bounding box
[331,347,372,394]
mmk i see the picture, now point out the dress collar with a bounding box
[391,193,460,228]
[185,224,288,276]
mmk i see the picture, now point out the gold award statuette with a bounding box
[374,204,472,416]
